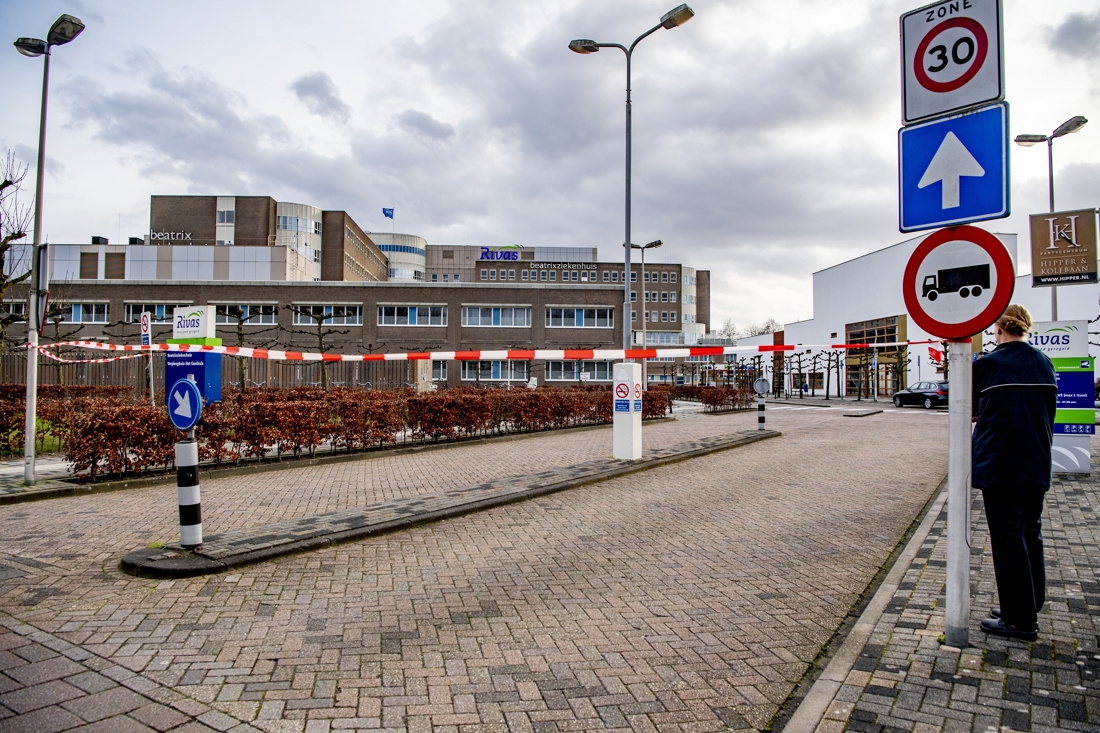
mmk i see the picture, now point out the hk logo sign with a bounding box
[1029,209,1098,287]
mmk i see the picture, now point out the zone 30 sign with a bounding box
[901,0,1003,124]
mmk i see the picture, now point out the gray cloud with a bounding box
[36,2,1098,327]
[288,71,352,124]
[12,143,66,180]
[1047,11,1100,60]
[395,110,455,140]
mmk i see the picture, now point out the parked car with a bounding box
[893,381,948,409]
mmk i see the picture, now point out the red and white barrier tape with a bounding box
[30,339,941,365]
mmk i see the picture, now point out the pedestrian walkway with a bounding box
[787,439,1100,732]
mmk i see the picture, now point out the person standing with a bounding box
[972,304,1057,641]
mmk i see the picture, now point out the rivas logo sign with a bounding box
[176,310,204,330]
[172,305,215,340]
[1028,324,1079,354]
[480,244,523,261]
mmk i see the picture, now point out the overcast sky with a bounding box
[2,0,1097,329]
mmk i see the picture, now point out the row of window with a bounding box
[475,269,680,286]
[277,215,322,235]
[545,308,614,328]
[389,268,425,281]
[377,305,447,326]
[216,305,279,325]
[644,291,677,303]
[344,226,387,270]
[293,305,364,326]
[643,310,678,323]
[4,303,618,329]
[378,244,427,257]
[216,209,235,224]
[430,273,462,282]
[461,307,531,327]
[445,360,616,382]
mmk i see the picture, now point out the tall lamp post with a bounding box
[569,4,694,351]
[629,239,662,387]
[14,14,85,485]
[1014,115,1088,321]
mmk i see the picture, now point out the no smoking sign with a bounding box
[901,0,1003,123]
[902,226,1015,339]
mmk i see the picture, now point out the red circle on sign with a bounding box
[615,383,629,398]
[913,17,988,93]
[634,384,641,399]
[902,226,1015,340]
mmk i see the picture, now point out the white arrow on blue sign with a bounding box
[899,101,1009,233]
[168,378,203,432]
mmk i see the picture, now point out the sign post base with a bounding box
[613,362,642,460]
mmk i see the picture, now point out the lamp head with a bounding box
[47,14,84,46]
[1013,134,1047,147]
[660,4,695,29]
[568,39,599,54]
[644,239,663,249]
[14,37,47,57]
[1052,115,1088,138]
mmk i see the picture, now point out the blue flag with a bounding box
[382,208,394,219]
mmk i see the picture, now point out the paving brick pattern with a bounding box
[811,439,1100,733]
[174,431,774,564]
[0,407,948,731]
[0,614,250,732]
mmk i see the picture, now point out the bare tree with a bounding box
[218,305,282,392]
[0,151,33,352]
[715,318,740,340]
[288,306,351,390]
[743,317,782,337]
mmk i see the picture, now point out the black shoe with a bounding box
[980,617,1037,641]
[991,608,1001,619]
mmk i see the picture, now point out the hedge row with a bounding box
[0,385,670,479]
[650,384,755,411]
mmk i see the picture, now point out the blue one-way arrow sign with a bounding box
[899,102,1009,232]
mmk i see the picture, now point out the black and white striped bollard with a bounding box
[758,395,765,431]
[176,433,202,548]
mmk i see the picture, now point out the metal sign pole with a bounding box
[945,339,973,647]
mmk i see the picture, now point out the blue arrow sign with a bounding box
[168,378,203,432]
[899,102,1009,232]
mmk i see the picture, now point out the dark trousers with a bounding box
[981,486,1047,628]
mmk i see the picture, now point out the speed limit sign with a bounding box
[901,0,1003,124]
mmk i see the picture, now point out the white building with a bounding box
[740,230,1099,396]
[368,233,428,282]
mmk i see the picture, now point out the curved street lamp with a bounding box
[1014,115,1088,320]
[569,4,694,351]
[14,13,85,485]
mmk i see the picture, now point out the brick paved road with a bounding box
[810,439,1100,733]
[0,406,947,732]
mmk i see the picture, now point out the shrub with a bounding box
[1,381,671,478]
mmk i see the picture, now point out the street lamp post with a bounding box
[569,4,694,351]
[1014,115,1088,321]
[629,239,662,387]
[14,14,85,485]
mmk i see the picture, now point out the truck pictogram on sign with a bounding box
[922,264,990,300]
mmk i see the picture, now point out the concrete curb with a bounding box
[779,482,949,733]
[0,421,617,506]
[843,409,883,417]
[121,429,781,579]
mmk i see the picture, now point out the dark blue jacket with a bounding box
[972,340,1057,492]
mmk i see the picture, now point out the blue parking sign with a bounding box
[899,102,1009,232]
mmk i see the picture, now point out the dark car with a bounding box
[893,380,948,409]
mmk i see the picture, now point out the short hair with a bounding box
[995,303,1032,337]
